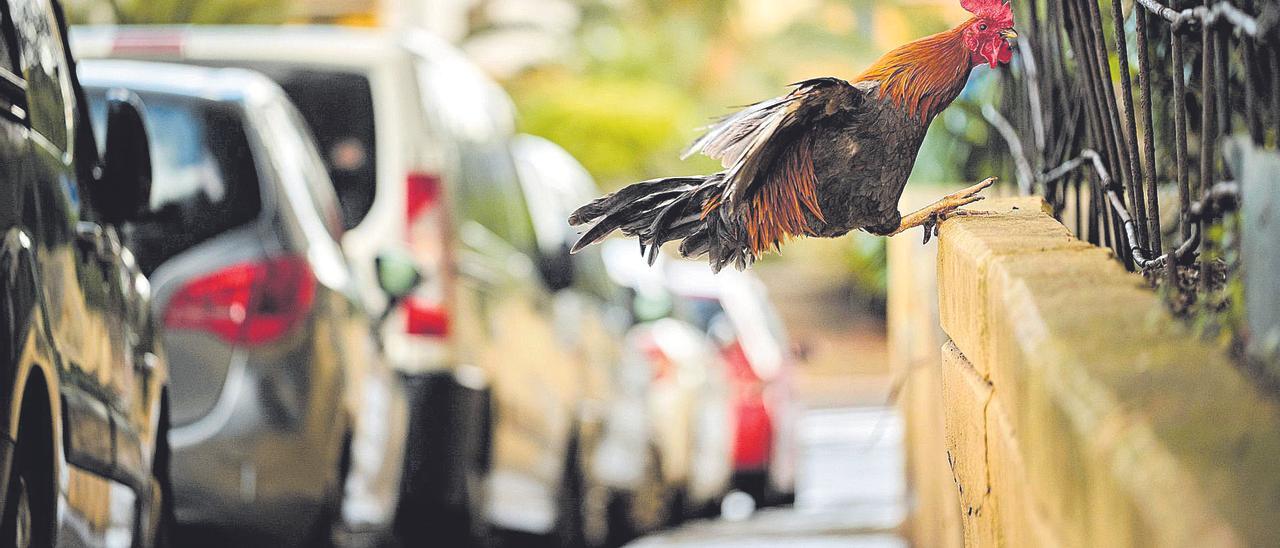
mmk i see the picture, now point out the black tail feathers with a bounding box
[568,174,754,272]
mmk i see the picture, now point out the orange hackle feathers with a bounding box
[854,23,975,121]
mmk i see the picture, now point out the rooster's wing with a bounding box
[684,77,866,252]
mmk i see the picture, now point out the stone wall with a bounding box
[889,196,1280,547]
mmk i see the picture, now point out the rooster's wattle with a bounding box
[569,0,1017,271]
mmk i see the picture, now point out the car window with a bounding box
[279,96,345,239]
[0,3,17,76]
[85,89,263,274]
[258,96,345,243]
[673,296,727,334]
[417,58,537,257]
[264,97,344,240]
[9,0,72,151]
[456,139,537,254]
[266,68,377,232]
[0,2,26,123]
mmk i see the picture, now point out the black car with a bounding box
[0,1,169,547]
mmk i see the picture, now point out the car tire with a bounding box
[415,461,492,548]
[148,398,176,548]
[621,448,673,539]
[2,413,54,548]
[306,431,351,548]
[397,391,493,548]
[551,442,587,548]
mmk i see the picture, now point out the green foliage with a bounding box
[515,71,717,189]
[67,0,288,25]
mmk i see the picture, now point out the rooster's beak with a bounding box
[1000,29,1019,40]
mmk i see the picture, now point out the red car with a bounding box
[665,265,798,507]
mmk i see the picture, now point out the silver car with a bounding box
[79,60,410,546]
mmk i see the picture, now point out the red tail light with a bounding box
[405,172,443,221]
[164,256,316,346]
[404,296,450,337]
[721,340,760,383]
[639,335,676,382]
[723,338,773,469]
[403,171,450,339]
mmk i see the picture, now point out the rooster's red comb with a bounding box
[961,0,1014,26]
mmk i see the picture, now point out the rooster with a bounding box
[569,0,1017,271]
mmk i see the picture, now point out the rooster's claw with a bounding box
[890,177,998,242]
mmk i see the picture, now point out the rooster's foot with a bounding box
[891,177,997,244]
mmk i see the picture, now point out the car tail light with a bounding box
[723,339,773,469]
[164,256,316,346]
[403,171,451,338]
[721,340,761,384]
[404,296,450,337]
[638,335,676,382]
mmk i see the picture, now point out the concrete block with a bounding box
[941,341,996,546]
[937,197,1091,376]
[985,396,1059,548]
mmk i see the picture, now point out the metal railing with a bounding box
[990,0,1276,310]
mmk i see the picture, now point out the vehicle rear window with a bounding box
[673,296,726,334]
[255,68,377,232]
[86,89,262,274]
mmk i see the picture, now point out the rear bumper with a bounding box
[396,370,489,519]
[168,364,343,539]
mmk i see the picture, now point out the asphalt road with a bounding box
[629,407,907,548]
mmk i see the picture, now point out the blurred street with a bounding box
[630,407,906,548]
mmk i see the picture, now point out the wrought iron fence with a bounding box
[990,0,1277,312]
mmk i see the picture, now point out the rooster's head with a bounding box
[960,0,1016,68]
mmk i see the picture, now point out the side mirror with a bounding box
[376,250,424,302]
[96,89,151,225]
[537,243,576,293]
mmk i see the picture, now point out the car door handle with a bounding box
[75,221,106,255]
[75,222,119,266]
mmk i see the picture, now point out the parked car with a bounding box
[511,134,671,543]
[71,25,634,546]
[77,59,411,546]
[601,242,737,524]
[0,1,171,546]
[665,263,798,507]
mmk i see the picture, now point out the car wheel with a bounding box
[413,461,492,548]
[462,463,494,547]
[148,400,176,548]
[579,470,611,548]
[1,473,32,548]
[549,436,614,548]
[551,446,587,548]
[622,448,673,538]
[306,432,351,548]
[2,431,53,548]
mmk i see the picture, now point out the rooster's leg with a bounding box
[889,177,997,244]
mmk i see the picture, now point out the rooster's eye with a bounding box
[979,23,988,31]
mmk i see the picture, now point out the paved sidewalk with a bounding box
[629,407,907,548]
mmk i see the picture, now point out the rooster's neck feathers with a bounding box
[855,21,977,121]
